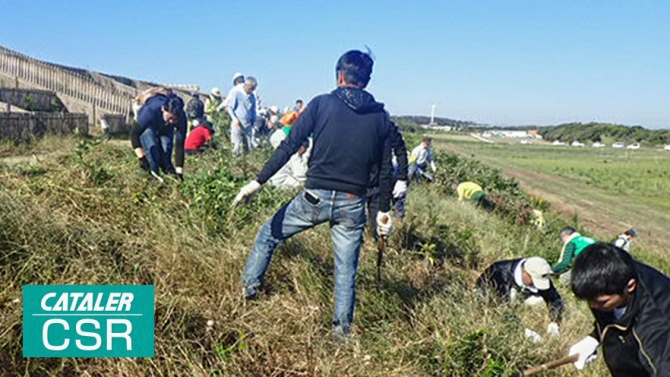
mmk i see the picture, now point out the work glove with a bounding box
[233,180,262,206]
[524,328,542,344]
[392,180,408,198]
[569,336,599,370]
[138,156,150,172]
[376,211,393,237]
[546,322,561,338]
[430,161,437,172]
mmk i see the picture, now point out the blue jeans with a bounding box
[242,189,367,335]
[140,127,175,174]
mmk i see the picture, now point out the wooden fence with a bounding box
[0,113,88,142]
[0,46,133,116]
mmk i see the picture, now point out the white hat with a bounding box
[232,72,244,83]
[269,105,279,114]
[524,257,553,290]
[211,87,221,96]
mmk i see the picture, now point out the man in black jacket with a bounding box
[568,242,670,376]
[476,257,564,336]
[233,50,395,338]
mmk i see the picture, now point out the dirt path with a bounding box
[445,142,669,256]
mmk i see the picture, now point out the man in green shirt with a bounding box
[552,226,596,285]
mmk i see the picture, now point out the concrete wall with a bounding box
[0,112,88,142]
[0,87,65,112]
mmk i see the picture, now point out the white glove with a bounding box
[524,328,542,344]
[392,180,408,198]
[569,336,599,370]
[546,322,561,338]
[430,161,437,172]
[376,211,393,237]
[232,180,262,206]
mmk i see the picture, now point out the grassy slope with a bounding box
[0,135,652,376]
[433,134,670,262]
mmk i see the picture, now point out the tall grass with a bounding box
[1,135,658,376]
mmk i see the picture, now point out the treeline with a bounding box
[539,122,670,145]
[391,115,478,133]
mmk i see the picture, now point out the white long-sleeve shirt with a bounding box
[269,153,309,189]
[268,135,311,189]
[411,143,434,165]
[614,235,631,252]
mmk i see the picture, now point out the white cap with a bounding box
[524,257,553,290]
[232,72,244,83]
[269,105,279,114]
[211,87,221,96]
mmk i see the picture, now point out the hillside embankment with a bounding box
[3,134,663,376]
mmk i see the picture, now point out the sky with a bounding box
[1,1,669,128]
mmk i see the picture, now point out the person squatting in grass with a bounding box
[552,226,596,285]
[567,242,670,376]
[266,123,311,190]
[475,257,564,338]
[233,49,396,339]
[453,181,495,212]
[130,89,187,181]
[613,228,637,253]
[184,120,218,155]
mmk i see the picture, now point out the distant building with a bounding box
[481,130,530,138]
[420,123,452,131]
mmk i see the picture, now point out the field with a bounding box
[0,133,667,376]
[432,134,670,259]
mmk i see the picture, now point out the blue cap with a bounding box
[626,229,637,237]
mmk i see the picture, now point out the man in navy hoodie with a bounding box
[130,91,187,180]
[233,50,395,338]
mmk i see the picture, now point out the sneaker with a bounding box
[242,286,258,301]
[150,171,165,183]
[331,323,353,343]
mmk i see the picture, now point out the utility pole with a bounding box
[430,104,436,125]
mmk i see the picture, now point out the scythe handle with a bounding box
[518,354,578,376]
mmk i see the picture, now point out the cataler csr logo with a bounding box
[23,285,154,357]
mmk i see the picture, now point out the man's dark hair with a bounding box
[559,226,577,238]
[202,120,215,133]
[423,137,432,143]
[164,94,184,114]
[296,99,303,105]
[570,242,637,300]
[335,50,374,88]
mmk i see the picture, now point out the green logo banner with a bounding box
[23,285,154,358]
